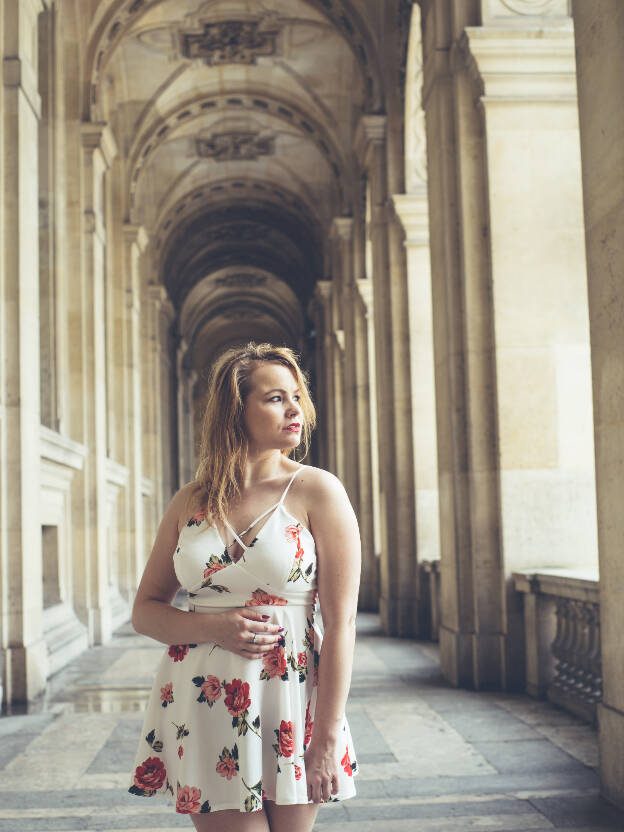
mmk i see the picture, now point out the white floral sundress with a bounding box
[127,468,358,815]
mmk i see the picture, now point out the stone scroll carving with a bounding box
[196,132,276,162]
[180,19,281,65]
[548,597,602,724]
[483,0,570,20]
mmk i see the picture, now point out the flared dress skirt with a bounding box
[127,479,358,815]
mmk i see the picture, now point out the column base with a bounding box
[439,625,506,689]
[2,638,49,707]
[599,702,624,810]
[88,603,112,645]
[379,595,420,637]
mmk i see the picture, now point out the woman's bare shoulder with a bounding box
[172,480,204,533]
[292,465,345,500]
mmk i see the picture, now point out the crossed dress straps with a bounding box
[223,468,299,556]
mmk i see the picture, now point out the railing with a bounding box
[513,568,601,725]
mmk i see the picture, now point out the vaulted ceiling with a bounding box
[83,0,388,374]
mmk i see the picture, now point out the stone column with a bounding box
[73,121,117,645]
[331,218,357,503]
[392,194,440,568]
[353,278,381,611]
[572,0,624,809]
[176,342,198,486]
[354,116,419,636]
[420,0,597,687]
[121,225,147,593]
[142,283,168,549]
[0,0,48,704]
[312,281,333,472]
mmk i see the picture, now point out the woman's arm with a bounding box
[132,485,283,655]
[131,485,214,645]
[305,469,361,802]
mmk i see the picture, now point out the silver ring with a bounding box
[251,633,257,644]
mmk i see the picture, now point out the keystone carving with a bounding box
[197,132,275,162]
[180,20,280,65]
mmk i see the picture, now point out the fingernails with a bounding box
[262,615,270,620]
[278,627,284,632]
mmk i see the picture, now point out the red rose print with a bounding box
[224,678,251,717]
[304,701,313,748]
[278,720,294,757]
[216,757,237,780]
[245,588,288,606]
[285,524,300,542]
[341,746,353,776]
[168,644,189,662]
[297,652,307,667]
[201,675,222,703]
[176,784,202,813]
[203,562,226,580]
[262,645,287,679]
[133,756,166,792]
[160,682,173,706]
[178,745,184,759]
[294,764,302,780]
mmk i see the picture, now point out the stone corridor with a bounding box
[1,613,622,832]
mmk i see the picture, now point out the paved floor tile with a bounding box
[1,611,623,832]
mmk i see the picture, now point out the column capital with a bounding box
[330,217,354,243]
[457,27,577,101]
[354,115,387,168]
[147,283,168,305]
[392,191,429,246]
[314,280,333,304]
[123,223,149,253]
[355,279,373,317]
[81,122,118,168]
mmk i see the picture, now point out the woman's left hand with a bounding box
[304,742,340,803]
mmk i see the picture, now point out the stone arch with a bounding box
[84,0,383,121]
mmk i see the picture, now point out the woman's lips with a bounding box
[284,425,300,432]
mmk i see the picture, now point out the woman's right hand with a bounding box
[204,608,284,658]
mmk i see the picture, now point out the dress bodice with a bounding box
[173,470,318,608]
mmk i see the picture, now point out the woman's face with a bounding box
[242,362,303,453]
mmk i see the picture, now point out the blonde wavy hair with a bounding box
[190,342,316,528]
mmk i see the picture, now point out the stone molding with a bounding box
[123,224,149,253]
[355,278,373,317]
[314,280,332,304]
[392,192,429,246]
[460,27,577,101]
[481,0,571,25]
[80,122,118,168]
[40,426,87,471]
[2,57,41,118]
[354,115,387,168]
[330,217,354,242]
[105,457,129,489]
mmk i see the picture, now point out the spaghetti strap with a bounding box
[279,467,300,505]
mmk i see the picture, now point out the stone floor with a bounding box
[1,612,623,832]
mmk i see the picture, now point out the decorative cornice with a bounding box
[461,26,577,101]
[392,191,429,246]
[314,280,332,303]
[354,115,387,168]
[80,122,118,167]
[123,223,149,252]
[330,217,354,243]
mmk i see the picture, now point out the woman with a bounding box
[128,342,361,832]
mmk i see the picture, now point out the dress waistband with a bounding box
[188,600,313,612]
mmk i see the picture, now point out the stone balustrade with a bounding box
[513,568,601,725]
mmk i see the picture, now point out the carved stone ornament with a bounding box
[215,273,268,288]
[180,19,281,65]
[197,132,275,162]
